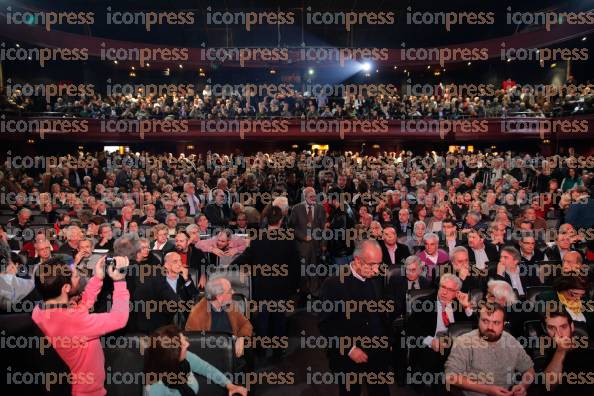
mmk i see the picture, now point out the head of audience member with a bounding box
[113,233,142,261]
[215,229,233,251]
[272,196,289,216]
[382,227,397,247]
[65,226,83,250]
[398,208,410,225]
[467,229,485,250]
[303,187,317,206]
[35,239,53,262]
[450,246,470,275]
[136,238,150,262]
[175,206,188,221]
[486,280,518,306]
[154,224,169,244]
[98,223,113,243]
[404,255,422,282]
[370,221,383,239]
[465,211,481,227]
[556,232,572,251]
[144,325,191,383]
[163,252,182,279]
[144,204,156,218]
[543,310,574,341]
[174,232,190,253]
[478,303,506,342]
[423,233,440,256]
[185,224,199,244]
[213,189,226,206]
[562,251,584,274]
[413,221,426,239]
[34,256,81,302]
[519,233,536,256]
[442,218,457,238]
[166,214,178,230]
[499,246,521,271]
[553,276,590,305]
[121,206,134,222]
[205,277,234,310]
[267,206,283,228]
[78,238,94,258]
[196,214,209,232]
[17,208,32,226]
[351,240,383,279]
[437,273,462,305]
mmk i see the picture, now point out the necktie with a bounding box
[442,308,450,327]
[307,205,313,224]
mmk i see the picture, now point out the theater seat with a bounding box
[526,286,553,302]
[447,322,474,339]
[0,313,71,395]
[185,331,236,396]
[406,288,436,319]
[102,335,145,396]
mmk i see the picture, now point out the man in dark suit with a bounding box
[319,239,392,396]
[544,232,573,261]
[174,231,206,288]
[396,208,412,237]
[231,206,300,357]
[204,188,231,227]
[378,226,411,266]
[518,233,545,267]
[134,251,199,333]
[289,187,326,296]
[406,273,474,395]
[490,246,540,299]
[434,246,487,293]
[465,229,499,270]
[387,255,431,318]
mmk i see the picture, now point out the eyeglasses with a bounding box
[440,285,459,293]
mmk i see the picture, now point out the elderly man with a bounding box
[179,181,202,217]
[445,303,535,396]
[134,251,199,333]
[388,255,431,318]
[96,223,115,251]
[319,240,392,396]
[417,232,449,281]
[204,188,232,227]
[174,231,206,288]
[435,246,486,292]
[57,225,83,257]
[185,277,252,358]
[7,208,32,230]
[492,246,540,298]
[396,208,412,237]
[407,273,474,393]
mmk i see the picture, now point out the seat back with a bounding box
[185,331,235,396]
[526,286,553,303]
[103,334,145,396]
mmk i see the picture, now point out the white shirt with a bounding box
[472,248,489,270]
[386,244,397,265]
[423,300,473,347]
[507,269,525,296]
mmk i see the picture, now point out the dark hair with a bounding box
[267,206,283,226]
[479,301,506,321]
[553,275,590,293]
[34,256,73,301]
[143,325,185,385]
[542,309,573,326]
[442,217,455,226]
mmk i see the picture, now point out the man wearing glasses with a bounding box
[407,273,474,395]
[319,239,392,396]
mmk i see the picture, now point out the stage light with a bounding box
[393,66,398,70]
[131,66,135,70]
[582,37,587,41]
[15,43,19,48]
[113,60,118,64]
[427,65,431,69]
[550,63,557,68]
[467,62,471,66]
[308,68,314,75]
[270,69,276,74]
[179,64,183,69]
[361,62,372,72]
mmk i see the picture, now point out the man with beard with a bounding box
[174,231,206,288]
[445,303,535,396]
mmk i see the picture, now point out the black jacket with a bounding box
[204,203,231,227]
[379,240,411,266]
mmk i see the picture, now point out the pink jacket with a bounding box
[32,276,130,396]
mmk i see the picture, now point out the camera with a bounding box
[105,256,127,274]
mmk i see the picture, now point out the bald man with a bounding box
[133,251,199,333]
[319,240,391,396]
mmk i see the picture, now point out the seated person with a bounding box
[538,310,594,394]
[406,274,474,393]
[518,232,544,268]
[0,248,34,311]
[195,229,248,268]
[143,324,247,396]
[387,255,431,318]
[96,223,115,251]
[445,303,535,396]
[185,277,252,358]
[416,232,449,281]
[544,232,574,261]
[465,229,499,270]
[379,226,411,266]
[436,246,487,292]
[151,223,176,253]
[536,275,594,336]
[491,246,540,299]
[134,252,200,334]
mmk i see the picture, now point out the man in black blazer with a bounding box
[406,273,474,393]
[490,246,540,299]
[433,246,487,293]
[387,255,431,318]
[518,233,545,267]
[379,226,411,266]
[395,208,413,237]
[204,188,231,227]
[134,251,199,334]
[465,229,499,270]
[289,187,326,296]
[544,232,573,261]
[174,231,206,288]
[319,239,392,396]
[230,206,300,355]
